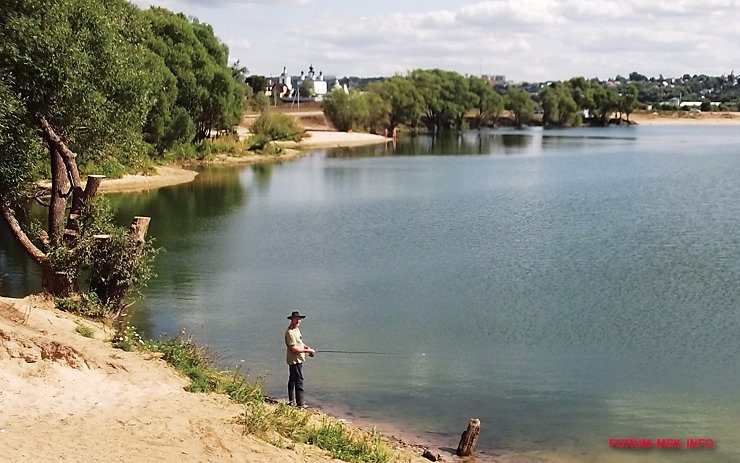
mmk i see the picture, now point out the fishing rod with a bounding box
[315,350,427,356]
[316,350,396,355]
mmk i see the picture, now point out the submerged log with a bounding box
[456,418,480,457]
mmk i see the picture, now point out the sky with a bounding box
[131,0,740,82]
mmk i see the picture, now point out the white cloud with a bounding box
[135,0,740,81]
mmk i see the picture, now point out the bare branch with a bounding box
[0,197,47,264]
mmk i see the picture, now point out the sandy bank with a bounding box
[630,111,740,125]
[0,296,430,463]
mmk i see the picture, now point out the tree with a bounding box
[143,8,245,143]
[469,76,504,127]
[364,90,391,134]
[505,87,535,129]
[321,88,369,132]
[540,82,580,127]
[618,84,639,122]
[0,0,158,307]
[590,85,620,125]
[367,76,424,132]
[299,80,315,98]
[245,75,267,95]
[410,69,477,132]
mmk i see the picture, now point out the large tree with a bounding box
[469,76,505,127]
[540,82,580,127]
[142,8,246,144]
[367,77,424,132]
[505,87,536,129]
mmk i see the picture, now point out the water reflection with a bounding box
[327,131,534,159]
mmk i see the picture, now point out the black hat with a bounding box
[288,310,306,319]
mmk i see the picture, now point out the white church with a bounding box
[266,65,344,103]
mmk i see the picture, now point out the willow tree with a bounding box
[505,87,536,129]
[0,0,162,310]
[142,8,246,144]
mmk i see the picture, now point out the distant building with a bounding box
[482,74,506,87]
[264,65,337,103]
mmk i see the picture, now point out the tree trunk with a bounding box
[48,141,67,244]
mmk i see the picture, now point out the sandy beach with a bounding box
[628,110,740,125]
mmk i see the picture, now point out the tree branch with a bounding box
[0,197,47,264]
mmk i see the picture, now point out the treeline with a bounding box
[618,72,740,108]
[0,0,247,187]
[319,69,640,133]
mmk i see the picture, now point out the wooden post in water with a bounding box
[456,418,481,457]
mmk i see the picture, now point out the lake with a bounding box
[2,125,739,462]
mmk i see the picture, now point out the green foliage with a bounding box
[245,75,267,95]
[142,8,245,144]
[619,84,640,121]
[299,80,315,98]
[46,196,158,311]
[140,331,396,463]
[147,331,264,400]
[0,0,165,172]
[251,92,270,113]
[590,85,620,125]
[322,89,370,132]
[0,79,45,199]
[309,422,390,463]
[56,293,108,318]
[112,323,144,351]
[363,91,391,134]
[410,69,477,131]
[505,87,536,129]
[540,82,581,127]
[367,76,424,131]
[469,76,505,126]
[249,111,304,142]
[75,322,95,338]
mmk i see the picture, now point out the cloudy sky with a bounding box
[131,0,740,82]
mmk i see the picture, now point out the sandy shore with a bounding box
[0,296,431,463]
[87,131,389,194]
[629,111,740,125]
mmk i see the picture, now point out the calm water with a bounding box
[2,125,739,462]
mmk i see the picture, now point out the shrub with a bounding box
[250,111,305,142]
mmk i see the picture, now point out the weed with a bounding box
[75,323,95,338]
[112,323,143,351]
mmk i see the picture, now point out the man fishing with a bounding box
[285,310,316,407]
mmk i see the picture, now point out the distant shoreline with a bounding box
[91,115,740,194]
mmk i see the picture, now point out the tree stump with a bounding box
[456,418,481,457]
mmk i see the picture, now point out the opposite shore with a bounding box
[94,111,740,194]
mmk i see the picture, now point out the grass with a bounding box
[143,330,398,463]
[74,322,95,338]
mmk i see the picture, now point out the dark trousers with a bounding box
[288,363,304,402]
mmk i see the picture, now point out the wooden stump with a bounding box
[456,418,481,457]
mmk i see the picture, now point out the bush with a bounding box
[322,89,370,132]
[250,111,304,142]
